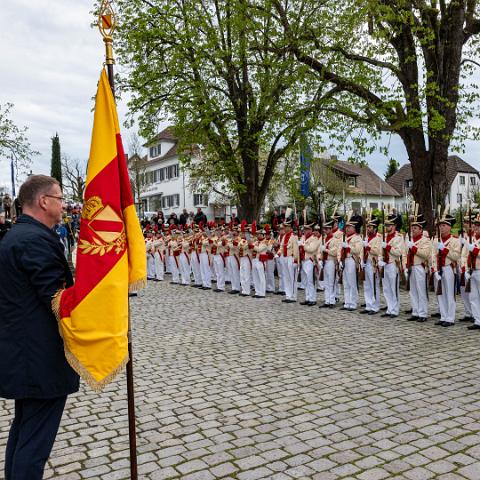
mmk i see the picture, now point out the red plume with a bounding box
[168,224,173,233]
[220,219,225,226]
[241,219,247,233]
[199,220,204,231]
[264,224,271,234]
[251,220,257,235]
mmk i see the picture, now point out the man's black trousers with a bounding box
[5,395,67,480]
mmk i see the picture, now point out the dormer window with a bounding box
[347,176,356,187]
[149,144,161,159]
[406,179,413,188]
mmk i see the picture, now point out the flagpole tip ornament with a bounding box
[98,0,117,65]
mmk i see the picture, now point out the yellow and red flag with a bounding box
[53,69,146,391]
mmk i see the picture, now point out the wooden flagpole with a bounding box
[98,2,138,479]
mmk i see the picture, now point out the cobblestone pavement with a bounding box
[1,280,480,480]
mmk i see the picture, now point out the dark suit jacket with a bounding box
[0,215,80,399]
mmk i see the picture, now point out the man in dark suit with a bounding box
[0,175,80,480]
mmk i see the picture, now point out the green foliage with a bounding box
[50,133,62,189]
[384,158,399,180]
[114,0,333,219]
[0,103,38,179]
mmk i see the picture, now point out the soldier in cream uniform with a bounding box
[360,217,382,315]
[263,225,276,293]
[227,228,241,294]
[432,213,462,327]
[379,213,405,318]
[299,223,321,306]
[178,231,191,286]
[319,218,340,308]
[280,221,300,303]
[405,213,432,322]
[252,229,268,298]
[154,233,166,281]
[340,216,363,311]
[459,216,474,322]
[465,213,480,331]
[212,226,227,292]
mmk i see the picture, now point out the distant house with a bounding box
[387,156,480,211]
[135,128,234,220]
[326,158,401,212]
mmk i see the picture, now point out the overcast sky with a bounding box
[1,1,479,194]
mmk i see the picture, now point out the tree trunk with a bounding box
[237,190,261,222]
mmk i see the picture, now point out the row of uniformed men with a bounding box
[145,211,480,330]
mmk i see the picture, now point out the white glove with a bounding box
[320,245,326,252]
[298,239,304,246]
[378,260,386,268]
[381,241,387,249]
[468,243,475,252]
[404,268,409,278]
[318,260,324,269]
[362,239,369,247]
[342,241,348,248]
[461,237,467,246]
[360,261,365,269]
[406,240,414,249]
[438,242,445,251]
[434,271,441,282]
[274,254,279,259]
[465,271,471,282]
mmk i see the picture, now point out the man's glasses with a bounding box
[44,194,66,202]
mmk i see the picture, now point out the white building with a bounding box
[387,156,480,211]
[135,128,233,220]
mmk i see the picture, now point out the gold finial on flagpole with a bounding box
[98,0,117,66]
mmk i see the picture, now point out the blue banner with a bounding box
[300,135,312,198]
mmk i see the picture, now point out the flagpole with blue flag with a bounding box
[300,134,312,199]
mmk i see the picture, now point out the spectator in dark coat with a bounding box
[194,207,207,225]
[0,175,79,480]
[230,212,240,226]
[179,208,189,226]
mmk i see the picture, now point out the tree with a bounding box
[384,159,399,180]
[115,0,332,221]
[50,133,63,189]
[270,0,480,231]
[0,102,38,182]
[62,155,86,202]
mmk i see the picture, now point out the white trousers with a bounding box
[363,260,380,312]
[240,257,252,295]
[154,252,164,281]
[228,255,241,291]
[342,257,358,309]
[179,253,191,285]
[383,263,400,315]
[436,265,456,323]
[469,270,480,326]
[266,259,275,292]
[299,262,306,288]
[200,252,211,288]
[147,253,156,279]
[170,255,180,283]
[302,259,316,303]
[213,255,226,290]
[252,259,266,297]
[460,285,472,317]
[323,260,337,305]
[165,253,171,273]
[276,256,285,293]
[282,256,298,301]
[409,265,428,318]
[191,252,202,286]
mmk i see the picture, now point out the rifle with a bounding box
[381,206,386,278]
[359,209,366,282]
[459,204,465,287]
[435,206,443,296]
[406,204,413,292]
[466,203,473,293]
[338,215,346,285]
[319,207,325,282]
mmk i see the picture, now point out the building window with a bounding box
[161,194,180,209]
[351,201,361,212]
[457,193,462,204]
[471,176,476,186]
[459,175,465,185]
[149,144,161,159]
[406,179,413,188]
[193,194,209,206]
[369,202,378,210]
[347,176,356,187]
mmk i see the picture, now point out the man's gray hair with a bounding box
[18,175,60,208]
